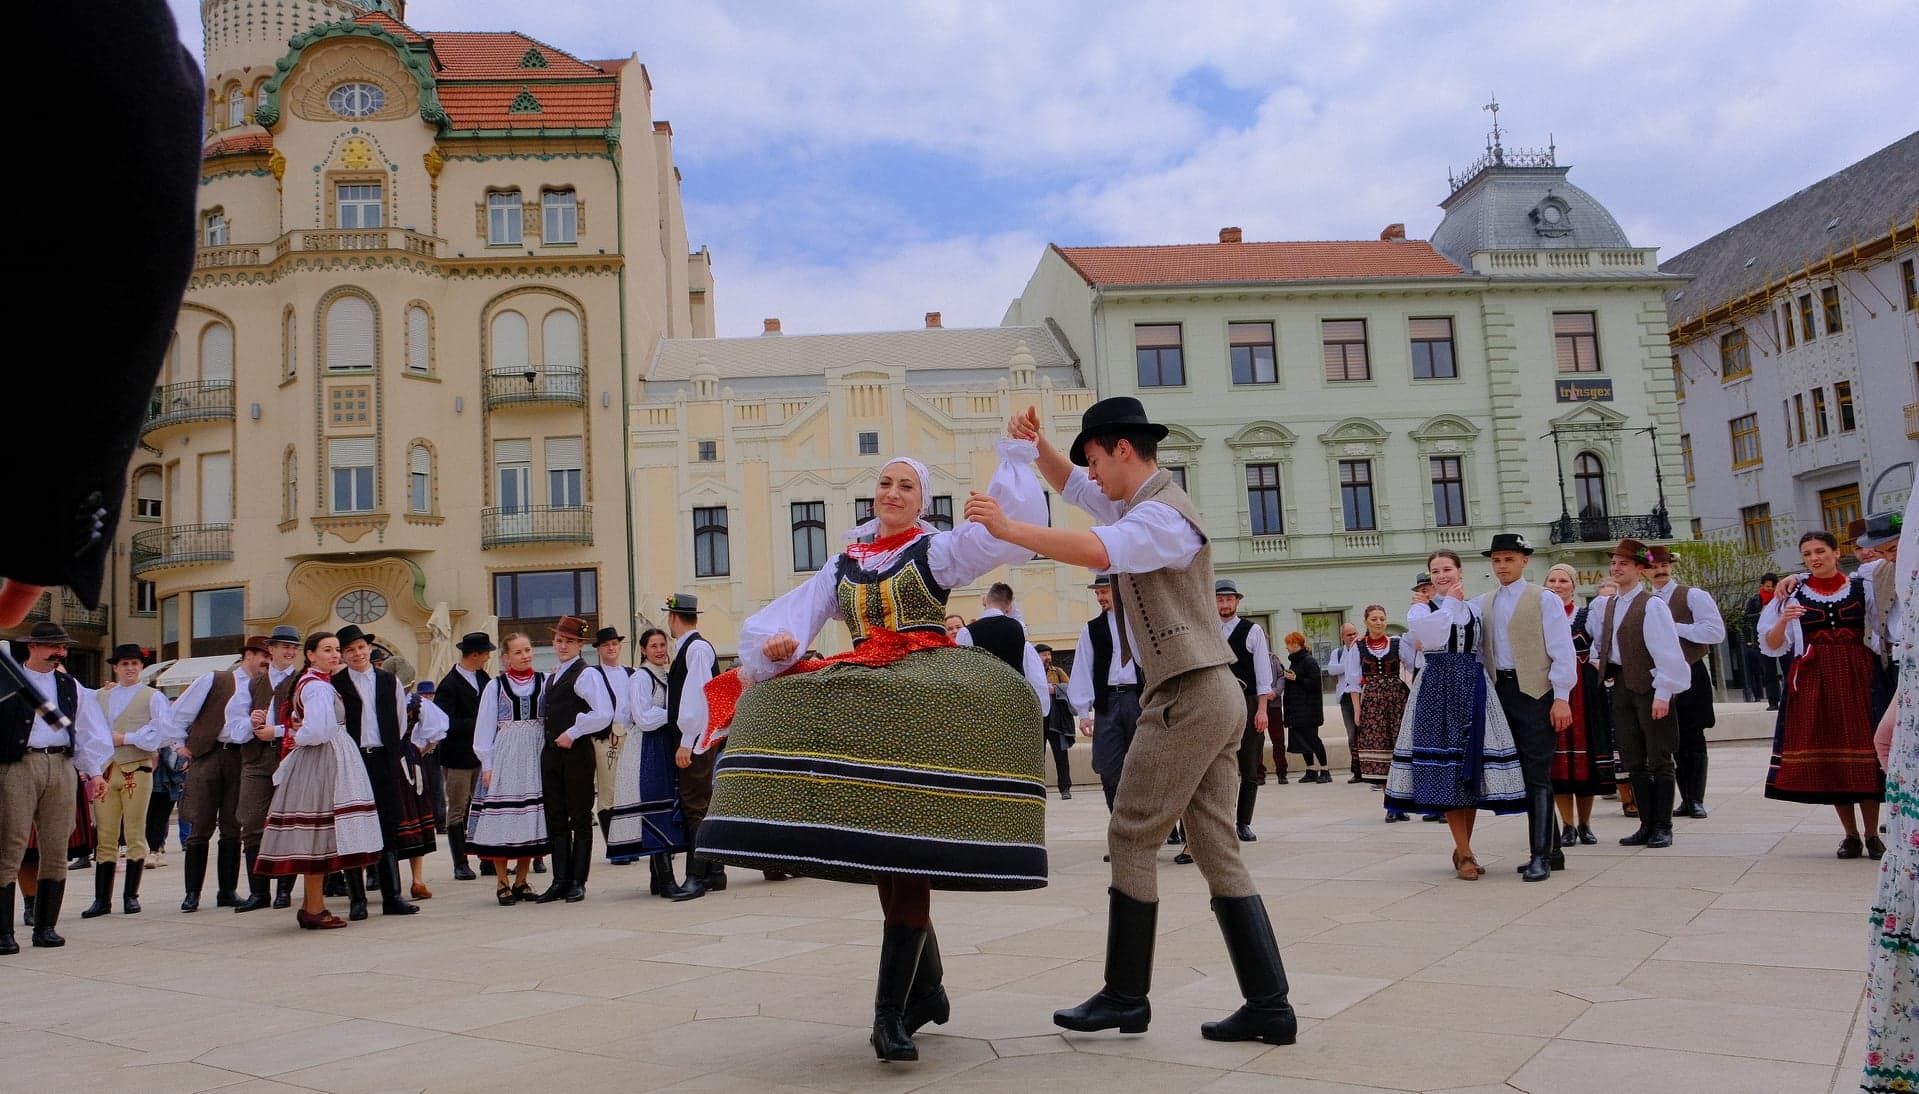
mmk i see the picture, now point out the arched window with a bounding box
[133,468,162,522]
[1574,452,1608,519]
[282,448,297,522]
[325,295,375,372]
[200,323,233,384]
[226,84,246,127]
[406,305,431,374]
[408,443,433,514]
[490,311,528,375]
[283,308,297,379]
[542,309,580,371]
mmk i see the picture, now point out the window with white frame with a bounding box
[543,189,578,244]
[791,501,827,571]
[546,437,583,508]
[495,439,531,513]
[408,444,432,514]
[336,183,383,230]
[490,311,528,375]
[205,211,229,247]
[201,323,234,383]
[227,87,246,127]
[133,468,162,521]
[694,506,730,577]
[325,295,375,371]
[328,437,376,514]
[488,191,522,246]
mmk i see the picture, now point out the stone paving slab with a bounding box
[5,741,1883,1093]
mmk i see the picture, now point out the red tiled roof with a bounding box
[334,14,618,130]
[427,32,607,78]
[351,11,425,44]
[204,131,273,158]
[1055,240,1463,286]
[435,83,618,130]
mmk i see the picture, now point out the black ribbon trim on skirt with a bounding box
[696,816,1048,892]
[714,752,1045,801]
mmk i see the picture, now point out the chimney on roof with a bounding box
[924,311,942,329]
[762,317,781,335]
[1380,223,1407,241]
[1218,227,1243,244]
[654,121,672,135]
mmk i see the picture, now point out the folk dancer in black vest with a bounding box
[589,626,635,853]
[537,615,616,903]
[1326,622,1363,782]
[331,625,420,919]
[968,400,1296,1048]
[402,679,449,899]
[616,628,693,897]
[664,596,722,901]
[173,635,268,911]
[81,644,176,918]
[955,582,1052,712]
[437,632,494,881]
[1067,575,1142,814]
[235,625,302,912]
[1037,644,1075,799]
[1588,539,1693,849]
[1645,546,1727,820]
[1215,580,1275,842]
[1853,510,1905,726]
[1474,534,1578,882]
[1,623,111,953]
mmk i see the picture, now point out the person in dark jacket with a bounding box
[1280,634,1329,783]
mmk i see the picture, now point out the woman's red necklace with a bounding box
[504,668,537,685]
[1805,572,1848,596]
[847,526,924,561]
[1365,635,1390,650]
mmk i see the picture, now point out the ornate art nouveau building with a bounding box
[107,0,712,670]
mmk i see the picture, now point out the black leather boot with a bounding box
[449,830,476,881]
[1619,774,1658,845]
[648,854,685,898]
[564,832,590,902]
[1685,754,1710,818]
[480,857,498,878]
[82,861,116,918]
[1201,895,1298,1044]
[234,847,271,913]
[1166,822,1185,846]
[1236,781,1258,842]
[31,878,67,947]
[1520,788,1555,882]
[536,829,571,903]
[215,838,241,907]
[705,856,728,892]
[904,925,950,1036]
[123,860,145,915]
[22,890,33,926]
[1648,775,1676,848]
[671,824,707,902]
[1673,753,1698,819]
[323,870,348,897]
[0,883,17,955]
[870,925,926,1062]
[273,875,293,909]
[379,852,420,915]
[346,865,369,921]
[532,855,547,874]
[181,843,208,911]
[1054,888,1156,1034]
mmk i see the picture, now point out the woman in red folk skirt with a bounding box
[1545,563,1613,845]
[1759,530,1887,859]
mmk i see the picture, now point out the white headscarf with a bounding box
[845,455,938,541]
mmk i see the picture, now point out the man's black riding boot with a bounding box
[870,925,926,1062]
[1235,781,1258,842]
[273,875,294,908]
[81,861,116,918]
[1619,774,1658,845]
[233,847,271,912]
[346,865,369,921]
[564,832,590,902]
[536,829,571,903]
[0,883,17,955]
[31,878,67,947]
[180,843,208,911]
[215,838,241,907]
[1685,753,1710,818]
[123,860,145,914]
[449,830,476,881]
[904,925,950,1036]
[379,852,420,915]
[1521,788,1555,882]
[671,823,707,902]
[323,870,348,897]
[1201,895,1298,1045]
[1648,775,1677,848]
[1054,888,1157,1034]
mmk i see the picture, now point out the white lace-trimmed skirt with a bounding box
[466,721,549,859]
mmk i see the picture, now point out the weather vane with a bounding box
[1483,93,1503,163]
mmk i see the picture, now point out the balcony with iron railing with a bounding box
[59,589,108,632]
[130,523,234,576]
[481,505,593,549]
[1548,509,1674,546]
[142,380,235,443]
[483,367,586,410]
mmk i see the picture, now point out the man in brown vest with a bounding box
[234,625,302,912]
[1645,546,1726,820]
[171,635,269,912]
[1588,539,1693,849]
[1473,533,1577,882]
[80,644,174,918]
[966,399,1297,1048]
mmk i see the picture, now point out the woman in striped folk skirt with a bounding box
[467,633,549,905]
[1352,605,1410,819]
[259,633,384,930]
[698,440,1047,1063]
[605,629,690,898]
[1545,563,1613,846]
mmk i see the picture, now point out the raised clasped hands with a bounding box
[962,491,1009,537]
[761,632,799,663]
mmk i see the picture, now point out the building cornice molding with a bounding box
[256,20,449,134]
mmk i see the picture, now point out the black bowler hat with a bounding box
[25,621,75,646]
[1035,643,1053,654]
[1481,532,1535,557]
[1411,572,1434,591]
[1215,579,1243,598]
[457,632,496,655]
[267,625,301,645]
[1069,396,1170,467]
[1855,510,1902,550]
[335,624,373,649]
[1088,574,1112,589]
[592,626,625,647]
[109,643,145,664]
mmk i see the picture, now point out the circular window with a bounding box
[327,82,387,118]
[335,589,388,625]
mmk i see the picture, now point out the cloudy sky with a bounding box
[168,1,1915,337]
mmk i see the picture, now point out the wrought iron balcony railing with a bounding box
[481,505,592,549]
[142,380,235,440]
[1548,509,1673,546]
[130,523,234,576]
[59,589,108,632]
[482,366,586,410]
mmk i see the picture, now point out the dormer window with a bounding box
[1530,194,1573,237]
[327,82,386,119]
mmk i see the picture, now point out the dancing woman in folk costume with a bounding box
[608,628,692,899]
[1760,530,1887,859]
[696,419,1049,1063]
[467,633,550,905]
[1350,605,1410,818]
[256,633,384,930]
[1544,563,1613,846]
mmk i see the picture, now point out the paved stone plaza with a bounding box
[2,728,1880,1093]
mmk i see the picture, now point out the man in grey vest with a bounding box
[966,399,1297,1048]
[1474,533,1576,882]
[1646,546,1726,820]
[1588,539,1693,849]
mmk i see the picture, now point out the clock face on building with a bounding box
[336,589,388,625]
[328,82,386,118]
